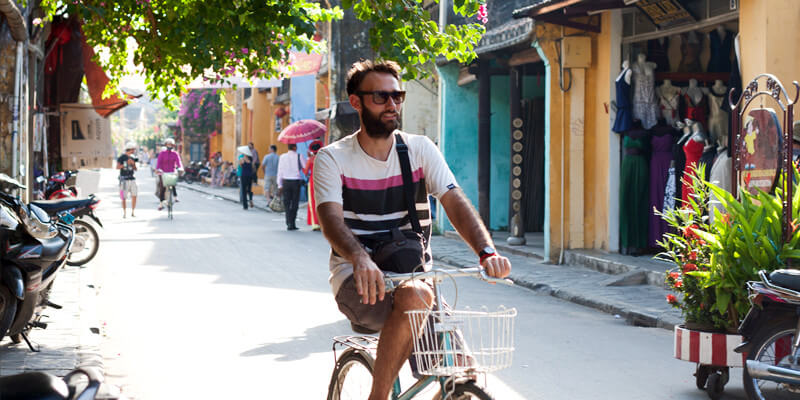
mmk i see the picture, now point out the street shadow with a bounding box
[240,319,355,362]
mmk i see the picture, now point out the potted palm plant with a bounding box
[657,166,800,398]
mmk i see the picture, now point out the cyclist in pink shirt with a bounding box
[156,138,183,209]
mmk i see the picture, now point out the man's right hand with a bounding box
[353,254,385,305]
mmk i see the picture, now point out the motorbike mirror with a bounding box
[0,173,26,190]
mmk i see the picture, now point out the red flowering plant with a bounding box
[657,165,800,332]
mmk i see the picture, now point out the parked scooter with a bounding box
[31,195,102,266]
[180,161,209,184]
[0,174,74,348]
[44,170,79,199]
[0,366,102,399]
[736,269,800,399]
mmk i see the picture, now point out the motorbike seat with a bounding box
[31,198,93,214]
[40,233,68,261]
[769,269,800,291]
[0,371,69,400]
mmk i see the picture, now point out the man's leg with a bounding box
[370,282,433,400]
[130,181,138,217]
[240,180,248,209]
[288,181,301,228]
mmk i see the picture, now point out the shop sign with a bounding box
[636,0,696,29]
[739,108,783,195]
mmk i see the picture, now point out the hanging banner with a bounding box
[636,0,696,29]
[60,104,114,170]
[290,51,323,77]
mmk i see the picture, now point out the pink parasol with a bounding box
[277,120,326,144]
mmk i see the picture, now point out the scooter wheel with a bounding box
[706,372,725,399]
[695,364,711,390]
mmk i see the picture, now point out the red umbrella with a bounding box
[277,119,326,144]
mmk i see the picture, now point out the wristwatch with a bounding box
[478,246,497,263]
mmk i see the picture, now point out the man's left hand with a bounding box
[481,255,511,278]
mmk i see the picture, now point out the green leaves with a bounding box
[41,0,485,104]
[658,164,800,331]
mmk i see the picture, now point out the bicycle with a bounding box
[161,172,178,220]
[327,267,516,400]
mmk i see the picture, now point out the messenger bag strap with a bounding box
[395,134,422,234]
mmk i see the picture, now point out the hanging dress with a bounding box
[681,138,705,204]
[707,91,728,144]
[647,38,670,72]
[707,30,734,73]
[684,92,708,128]
[620,133,650,251]
[649,128,676,248]
[631,63,660,130]
[678,32,702,73]
[612,70,633,133]
[708,148,732,222]
[699,145,718,182]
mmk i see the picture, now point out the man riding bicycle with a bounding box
[314,60,511,400]
[156,138,183,210]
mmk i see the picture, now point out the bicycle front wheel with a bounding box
[167,190,173,220]
[327,349,374,400]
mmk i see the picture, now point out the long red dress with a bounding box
[304,155,319,226]
[681,138,705,204]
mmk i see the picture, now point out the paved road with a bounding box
[92,168,747,399]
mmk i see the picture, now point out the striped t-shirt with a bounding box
[313,131,458,295]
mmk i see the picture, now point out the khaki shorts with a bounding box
[119,179,138,199]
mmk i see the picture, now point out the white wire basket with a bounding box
[406,306,516,376]
[161,173,178,187]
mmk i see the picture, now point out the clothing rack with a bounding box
[654,72,731,84]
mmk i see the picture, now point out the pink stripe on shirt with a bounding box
[341,168,424,191]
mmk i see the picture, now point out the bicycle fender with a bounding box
[2,265,24,300]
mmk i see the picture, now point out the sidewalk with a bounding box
[0,263,114,392]
[181,182,682,331]
[178,182,307,216]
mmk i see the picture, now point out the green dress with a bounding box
[620,135,650,251]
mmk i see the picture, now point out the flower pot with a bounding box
[674,324,744,367]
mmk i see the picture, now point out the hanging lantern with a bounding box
[275,107,287,118]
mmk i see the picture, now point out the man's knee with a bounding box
[393,283,433,311]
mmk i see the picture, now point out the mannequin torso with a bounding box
[658,80,681,126]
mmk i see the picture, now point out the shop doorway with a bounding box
[521,97,545,232]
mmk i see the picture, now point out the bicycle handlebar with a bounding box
[382,267,513,292]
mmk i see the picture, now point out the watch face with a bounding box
[481,247,496,256]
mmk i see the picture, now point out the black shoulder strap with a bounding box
[395,134,422,234]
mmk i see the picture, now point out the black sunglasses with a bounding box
[356,90,406,105]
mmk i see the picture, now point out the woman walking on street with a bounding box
[304,140,323,230]
[238,153,254,210]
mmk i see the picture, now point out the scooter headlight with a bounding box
[18,204,56,239]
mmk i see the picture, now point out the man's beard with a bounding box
[361,107,399,139]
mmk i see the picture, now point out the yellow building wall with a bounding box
[739,0,800,119]
[221,90,236,165]
[535,15,613,261]
[585,12,612,250]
